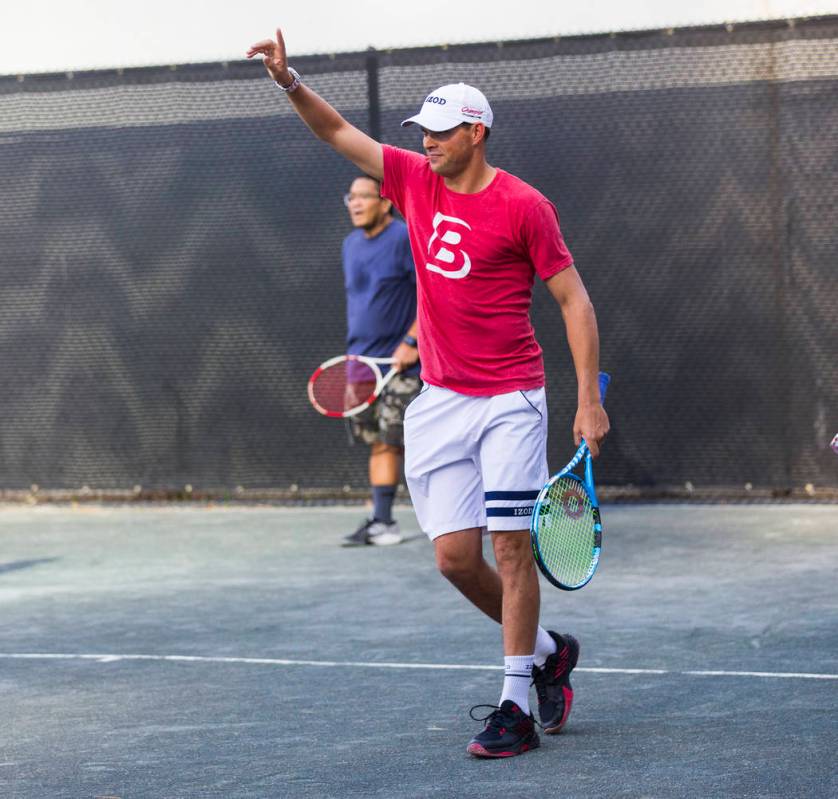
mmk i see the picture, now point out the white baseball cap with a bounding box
[401,83,494,132]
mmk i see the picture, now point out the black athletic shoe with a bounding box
[531,632,579,734]
[466,700,540,758]
[342,518,374,547]
[342,518,404,547]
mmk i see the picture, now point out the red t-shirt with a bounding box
[381,145,574,395]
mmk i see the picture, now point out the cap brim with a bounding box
[400,112,461,132]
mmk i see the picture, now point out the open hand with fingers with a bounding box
[246,28,291,85]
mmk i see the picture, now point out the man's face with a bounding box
[345,178,389,230]
[422,123,481,176]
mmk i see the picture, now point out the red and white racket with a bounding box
[307,355,398,418]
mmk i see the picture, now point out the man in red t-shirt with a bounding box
[248,29,610,759]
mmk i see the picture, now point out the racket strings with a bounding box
[310,361,377,414]
[536,477,597,587]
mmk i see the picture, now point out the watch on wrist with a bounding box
[403,334,418,348]
[275,67,302,93]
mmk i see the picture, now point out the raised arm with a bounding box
[544,266,610,457]
[246,28,383,179]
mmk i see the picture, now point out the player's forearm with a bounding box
[249,31,382,176]
[562,298,602,407]
[283,82,383,178]
[545,267,602,406]
[248,32,346,146]
[285,83,349,145]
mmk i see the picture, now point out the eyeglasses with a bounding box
[343,192,381,206]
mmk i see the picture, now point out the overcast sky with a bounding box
[2,0,836,75]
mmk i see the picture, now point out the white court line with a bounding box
[0,653,836,680]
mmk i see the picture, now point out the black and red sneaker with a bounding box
[466,700,540,758]
[531,632,580,734]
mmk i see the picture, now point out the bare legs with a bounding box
[369,442,402,486]
[434,528,540,655]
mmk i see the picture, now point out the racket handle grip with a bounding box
[598,372,610,404]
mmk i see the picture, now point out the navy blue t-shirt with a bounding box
[342,218,418,374]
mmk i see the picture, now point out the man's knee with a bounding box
[492,531,534,578]
[435,548,472,584]
[434,532,482,584]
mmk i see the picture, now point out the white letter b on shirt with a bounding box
[426,212,472,279]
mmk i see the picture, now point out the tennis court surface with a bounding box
[1,503,836,798]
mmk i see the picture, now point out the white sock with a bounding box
[499,655,533,714]
[533,626,558,668]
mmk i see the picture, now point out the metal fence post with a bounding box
[366,47,381,141]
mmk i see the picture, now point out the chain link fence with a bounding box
[0,17,836,500]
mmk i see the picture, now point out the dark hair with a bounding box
[352,175,394,215]
[355,174,381,191]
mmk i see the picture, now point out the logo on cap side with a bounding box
[461,106,483,118]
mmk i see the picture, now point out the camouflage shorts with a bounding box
[348,373,423,447]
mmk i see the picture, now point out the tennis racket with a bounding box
[530,372,610,591]
[307,355,398,418]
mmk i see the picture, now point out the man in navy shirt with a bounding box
[341,175,421,546]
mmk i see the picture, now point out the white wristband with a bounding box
[275,67,302,94]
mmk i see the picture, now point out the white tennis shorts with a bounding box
[403,384,549,539]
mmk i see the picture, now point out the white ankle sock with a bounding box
[533,626,557,668]
[499,655,534,714]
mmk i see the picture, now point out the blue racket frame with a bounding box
[530,372,610,591]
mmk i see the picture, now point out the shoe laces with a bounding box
[469,704,504,724]
[352,518,375,534]
[469,704,511,736]
[469,704,542,730]
[530,667,548,704]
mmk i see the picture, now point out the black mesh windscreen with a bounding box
[0,18,836,495]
